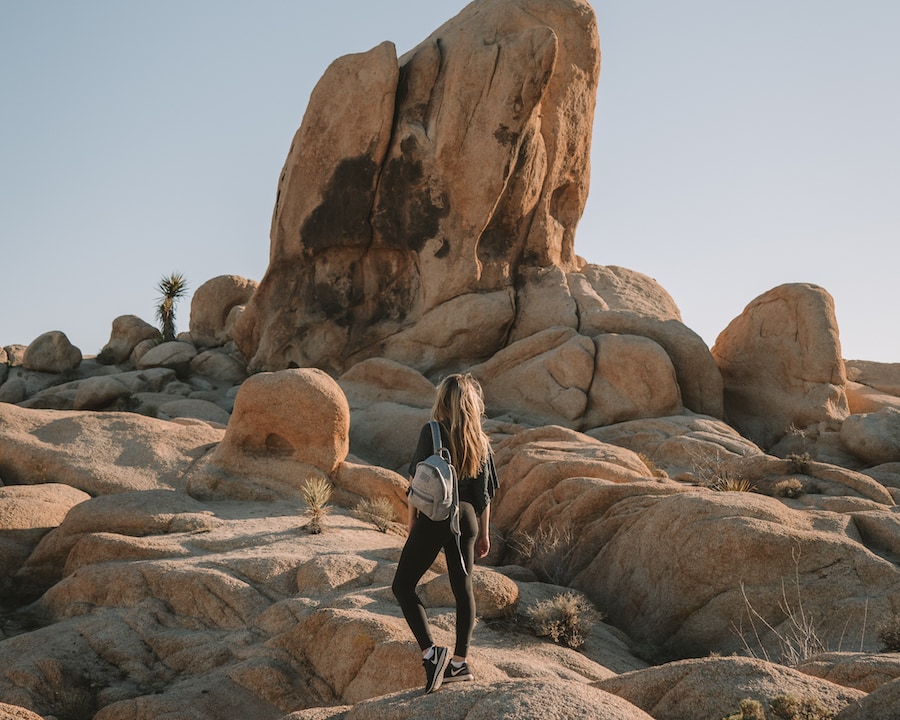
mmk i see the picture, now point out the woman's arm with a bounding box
[476,503,491,559]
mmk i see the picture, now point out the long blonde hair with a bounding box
[432,374,490,478]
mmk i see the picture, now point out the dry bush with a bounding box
[769,693,833,720]
[508,524,579,586]
[690,449,754,492]
[733,549,844,666]
[525,591,601,650]
[773,478,804,498]
[877,614,900,652]
[352,497,396,533]
[722,698,766,720]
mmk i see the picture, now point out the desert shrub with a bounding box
[709,473,756,492]
[722,698,766,720]
[508,524,578,586]
[352,497,396,533]
[769,693,833,720]
[786,452,813,475]
[637,452,668,479]
[301,477,332,534]
[773,478,804,498]
[877,614,900,652]
[525,591,601,650]
[690,449,754,492]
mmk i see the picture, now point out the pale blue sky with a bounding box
[2,1,898,363]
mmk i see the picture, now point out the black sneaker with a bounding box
[443,660,473,683]
[423,646,450,693]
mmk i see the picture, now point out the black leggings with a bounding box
[392,502,478,658]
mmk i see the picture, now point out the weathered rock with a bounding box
[845,359,900,396]
[72,375,131,410]
[156,398,231,426]
[419,566,519,619]
[470,327,595,428]
[845,380,900,414]
[597,656,865,720]
[0,703,44,720]
[583,333,682,429]
[22,331,81,374]
[712,283,849,448]
[338,358,434,410]
[573,490,900,660]
[0,484,90,596]
[287,679,655,720]
[3,345,27,366]
[509,266,579,343]
[189,369,350,500]
[189,275,258,349]
[97,315,161,365]
[189,347,248,385]
[574,264,683,323]
[347,403,430,472]
[840,407,900,465]
[332,460,407,519]
[135,340,198,372]
[836,676,900,720]
[588,414,762,479]
[235,0,600,377]
[796,651,900,693]
[0,403,223,496]
[581,311,723,419]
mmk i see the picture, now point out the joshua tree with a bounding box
[155,272,188,342]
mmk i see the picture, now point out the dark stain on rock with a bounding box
[494,125,519,146]
[301,155,378,254]
[373,138,449,252]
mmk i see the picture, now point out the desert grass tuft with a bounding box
[525,591,601,650]
[352,497,397,533]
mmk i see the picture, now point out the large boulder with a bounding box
[189,275,258,349]
[712,283,849,448]
[0,484,90,597]
[22,331,81,374]
[597,656,864,720]
[97,315,161,365]
[189,369,350,500]
[840,407,900,465]
[0,403,224,496]
[234,0,600,376]
[470,327,595,428]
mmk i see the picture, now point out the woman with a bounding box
[392,373,499,694]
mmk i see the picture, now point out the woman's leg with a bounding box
[445,502,478,659]
[392,515,447,651]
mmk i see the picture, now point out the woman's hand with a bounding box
[476,533,490,559]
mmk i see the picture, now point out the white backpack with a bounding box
[409,421,466,573]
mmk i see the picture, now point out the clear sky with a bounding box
[2,1,898,363]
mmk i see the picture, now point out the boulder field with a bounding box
[3,1,900,718]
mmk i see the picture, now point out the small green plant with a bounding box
[352,497,396,533]
[773,478,804,499]
[722,698,766,720]
[877,614,900,652]
[301,477,332,534]
[155,272,189,342]
[526,591,601,650]
[769,693,833,720]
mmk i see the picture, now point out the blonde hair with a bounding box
[432,373,490,478]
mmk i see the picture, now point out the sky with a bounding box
[2,1,898,363]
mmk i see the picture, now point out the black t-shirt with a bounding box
[409,421,499,516]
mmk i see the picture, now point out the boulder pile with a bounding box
[2,0,900,718]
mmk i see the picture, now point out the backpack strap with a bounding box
[428,420,442,455]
